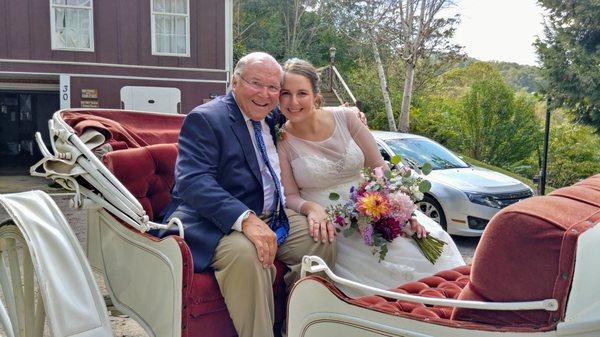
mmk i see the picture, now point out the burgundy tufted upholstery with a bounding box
[103,144,178,220]
[101,140,287,337]
[351,265,471,321]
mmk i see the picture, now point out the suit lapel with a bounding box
[226,93,262,184]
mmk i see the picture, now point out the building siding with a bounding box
[0,0,226,70]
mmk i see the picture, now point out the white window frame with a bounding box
[49,0,95,52]
[151,0,191,57]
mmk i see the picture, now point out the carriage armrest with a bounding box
[102,143,178,221]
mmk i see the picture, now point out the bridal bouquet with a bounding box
[326,156,446,263]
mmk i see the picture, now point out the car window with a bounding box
[384,138,469,170]
[377,144,391,161]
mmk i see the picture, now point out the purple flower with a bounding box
[349,186,358,202]
[335,215,347,227]
[373,217,404,242]
[362,224,374,245]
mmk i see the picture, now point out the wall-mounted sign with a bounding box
[59,75,70,109]
[81,99,99,108]
[81,89,98,99]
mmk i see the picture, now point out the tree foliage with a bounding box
[412,63,542,168]
[325,0,403,131]
[395,0,460,132]
[535,0,600,131]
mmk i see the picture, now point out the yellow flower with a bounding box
[357,192,389,219]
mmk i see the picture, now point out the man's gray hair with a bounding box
[233,52,282,78]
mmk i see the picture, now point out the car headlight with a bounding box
[464,192,502,209]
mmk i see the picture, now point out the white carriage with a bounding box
[0,108,598,337]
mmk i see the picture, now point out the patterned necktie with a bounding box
[251,120,289,245]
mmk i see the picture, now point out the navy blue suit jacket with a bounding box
[161,92,283,272]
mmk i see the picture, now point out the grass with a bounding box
[461,155,554,193]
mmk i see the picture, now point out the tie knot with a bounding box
[251,120,262,131]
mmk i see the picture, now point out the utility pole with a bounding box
[540,96,551,195]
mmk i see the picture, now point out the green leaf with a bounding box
[421,162,433,175]
[378,244,388,262]
[329,192,340,201]
[343,227,354,237]
[419,180,432,193]
[390,155,401,165]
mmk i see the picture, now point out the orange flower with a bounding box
[357,191,389,219]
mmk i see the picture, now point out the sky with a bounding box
[450,0,546,66]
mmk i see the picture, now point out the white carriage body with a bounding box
[0,108,598,337]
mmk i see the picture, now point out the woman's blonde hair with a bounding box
[282,58,324,108]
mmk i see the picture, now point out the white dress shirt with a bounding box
[231,96,285,231]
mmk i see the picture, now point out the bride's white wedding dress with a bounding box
[279,108,465,297]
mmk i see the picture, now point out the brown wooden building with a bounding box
[0,0,233,172]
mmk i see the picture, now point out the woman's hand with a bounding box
[307,206,335,244]
[409,217,428,239]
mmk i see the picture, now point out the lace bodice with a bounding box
[279,107,385,211]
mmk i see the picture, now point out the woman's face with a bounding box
[279,72,317,123]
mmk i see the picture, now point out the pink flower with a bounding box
[373,166,385,180]
[388,191,415,224]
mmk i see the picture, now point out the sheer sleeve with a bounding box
[278,141,306,213]
[331,107,387,170]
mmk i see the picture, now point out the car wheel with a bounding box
[416,195,447,231]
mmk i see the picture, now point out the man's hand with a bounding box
[242,213,277,268]
[340,104,368,127]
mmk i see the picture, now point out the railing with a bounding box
[318,64,359,108]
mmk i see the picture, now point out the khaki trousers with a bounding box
[211,208,336,337]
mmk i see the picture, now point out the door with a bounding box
[0,91,59,173]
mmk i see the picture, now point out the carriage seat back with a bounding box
[452,174,600,329]
[102,143,178,221]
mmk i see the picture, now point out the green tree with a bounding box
[535,0,600,131]
[546,120,600,187]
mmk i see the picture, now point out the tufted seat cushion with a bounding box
[102,143,288,337]
[350,265,471,321]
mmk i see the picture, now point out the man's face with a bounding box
[231,60,282,121]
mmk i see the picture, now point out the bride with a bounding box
[277,58,465,296]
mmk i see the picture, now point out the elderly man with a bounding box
[161,52,335,337]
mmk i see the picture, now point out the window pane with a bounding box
[53,6,91,49]
[66,0,91,6]
[153,0,164,12]
[164,0,173,13]
[177,36,186,54]
[175,0,187,14]
[175,16,185,36]
[152,4,187,54]
[53,0,67,5]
